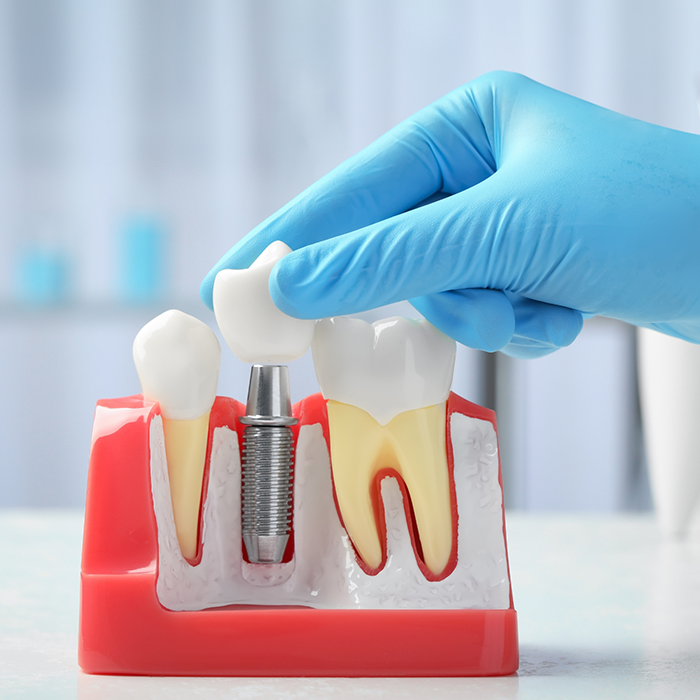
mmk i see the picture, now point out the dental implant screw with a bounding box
[239,364,297,564]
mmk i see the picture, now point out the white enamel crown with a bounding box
[312,315,456,425]
[213,241,316,364]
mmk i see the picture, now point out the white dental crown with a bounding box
[213,241,316,364]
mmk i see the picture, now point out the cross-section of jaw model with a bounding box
[79,239,518,677]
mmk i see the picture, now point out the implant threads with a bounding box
[241,426,294,563]
[239,365,297,564]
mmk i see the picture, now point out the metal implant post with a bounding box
[239,364,297,564]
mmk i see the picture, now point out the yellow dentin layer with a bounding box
[162,411,210,561]
[327,400,453,576]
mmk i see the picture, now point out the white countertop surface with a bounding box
[1,510,699,699]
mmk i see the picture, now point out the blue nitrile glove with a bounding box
[201,71,700,358]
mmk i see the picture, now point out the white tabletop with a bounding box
[1,510,699,699]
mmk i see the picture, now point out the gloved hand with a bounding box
[201,71,700,358]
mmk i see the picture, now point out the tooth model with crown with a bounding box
[312,316,457,576]
[80,241,517,677]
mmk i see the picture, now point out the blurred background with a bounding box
[0,0,698,509]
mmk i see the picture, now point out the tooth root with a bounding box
[327,400,453,576]
[389,406,452,574]
[162,412,210,561]
[327,402,385,570]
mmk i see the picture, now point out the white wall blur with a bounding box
[0,0,698,507]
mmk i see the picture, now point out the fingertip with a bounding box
[504,293,583,355]
[553,308,584,347]
[199,272,215,311]
[410,289,515,352]
[536,304,583,348]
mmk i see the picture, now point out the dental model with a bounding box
[81,307,518,676]
[312,316,457,575]
[212,240,315,363]
[133,309,221,560]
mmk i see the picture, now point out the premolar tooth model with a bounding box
[132,309,221,561]
[312,316,456,576]
[213,240,315,565]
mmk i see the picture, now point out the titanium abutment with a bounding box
[240,364,297,564]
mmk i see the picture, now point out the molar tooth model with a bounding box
[79,241,518,677]
[312,316,457,577]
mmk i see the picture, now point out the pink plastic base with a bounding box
[79,393,518,677]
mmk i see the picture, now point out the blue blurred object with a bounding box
[15,245,70,305]
[120,215,165,303]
